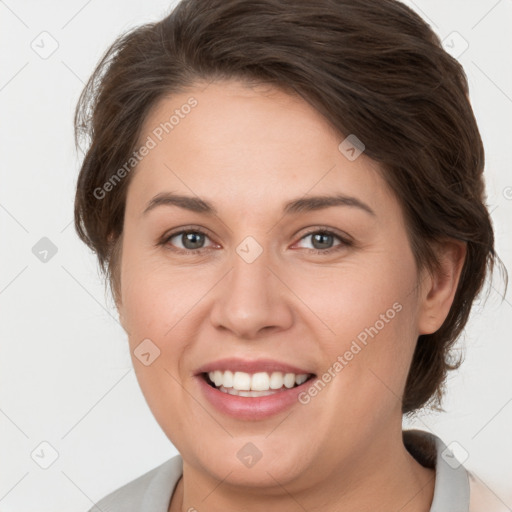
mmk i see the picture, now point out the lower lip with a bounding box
[197,374,316,420]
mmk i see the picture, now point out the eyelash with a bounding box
[159,226,352,256]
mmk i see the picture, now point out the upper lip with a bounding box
[195,357,315,376]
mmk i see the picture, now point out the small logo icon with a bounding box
[30,31,59,59]
[32,237,58,263]
[236,442,263,468]
[31,441,59,469]
[442,31,469,59]
[441,441,469,469]
[338,134,365,161]
[236,236,263,263]
[134,338,161,366]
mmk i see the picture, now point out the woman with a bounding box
[73,0,503,510]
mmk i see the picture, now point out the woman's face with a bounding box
[117,80,429,488]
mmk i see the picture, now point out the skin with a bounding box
[115,80,466,512]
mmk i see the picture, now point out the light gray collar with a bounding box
[404,429,470,511]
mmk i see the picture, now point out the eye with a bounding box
[294,228,351,255]
[161,227,216,254]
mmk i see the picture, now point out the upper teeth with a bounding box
[208,370,309,391]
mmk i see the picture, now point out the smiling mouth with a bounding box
[202,370,316,397]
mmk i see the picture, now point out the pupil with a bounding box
[313,232,332,249]
[183,232,204,250]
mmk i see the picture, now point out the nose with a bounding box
[209,242,294,340]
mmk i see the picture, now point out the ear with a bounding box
[417,239,467,335]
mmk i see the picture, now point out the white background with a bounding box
[1,0,511,510]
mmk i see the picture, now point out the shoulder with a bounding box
[468,471,511,512]
[86,454,183,512]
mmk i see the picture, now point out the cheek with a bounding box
[122,267,215,345]
[290,247,419,404]
[293,252,418,351]
[119,257,197,432]
[119,235,196,335]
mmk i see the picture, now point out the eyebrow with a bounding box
[142,192,376,217]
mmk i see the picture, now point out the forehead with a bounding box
[126,80,396,218]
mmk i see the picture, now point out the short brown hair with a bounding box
[74,0,501,413]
